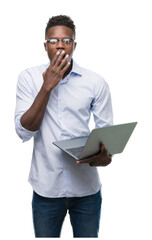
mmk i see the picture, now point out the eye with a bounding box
[62,38,72,44]
[48,38,58,44]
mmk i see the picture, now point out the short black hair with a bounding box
[45,15,76,38]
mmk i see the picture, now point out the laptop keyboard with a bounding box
[66,146,85,158]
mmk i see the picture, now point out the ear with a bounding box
[44,42,47,51]
[74,41,77,51]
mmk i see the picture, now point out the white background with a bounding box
[0,0,152,239]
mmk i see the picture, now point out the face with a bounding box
[44,25,77,62]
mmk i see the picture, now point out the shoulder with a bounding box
[78,64,108,88]
[18,63,48,79]
[75,62,111,97]
[17,63,49,87]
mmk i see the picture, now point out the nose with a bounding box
[56,39,65,49]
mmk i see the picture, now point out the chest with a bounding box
[54,80,94,112]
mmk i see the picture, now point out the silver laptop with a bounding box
[53,122,137,160]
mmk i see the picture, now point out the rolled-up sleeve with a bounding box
[15,70,39,142]
[91,77,113,128]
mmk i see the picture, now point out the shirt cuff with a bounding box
[16,118,39,142]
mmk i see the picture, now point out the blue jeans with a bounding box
[32,190,102,237]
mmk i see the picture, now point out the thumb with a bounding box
[101,144,105,153]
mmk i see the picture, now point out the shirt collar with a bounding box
[70,59,82,76]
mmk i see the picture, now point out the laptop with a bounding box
[53,122,137,160]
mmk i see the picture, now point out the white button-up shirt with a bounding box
[15,60,113,198]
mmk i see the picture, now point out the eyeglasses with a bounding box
[45,38,74,45]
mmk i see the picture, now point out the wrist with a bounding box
[42,82,53,93]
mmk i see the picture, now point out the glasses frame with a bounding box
[45,38,75,45]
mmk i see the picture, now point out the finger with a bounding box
[77,157,93,164]
[51,51,61,66]
[89,162,98,167]
[90,157,112,167]
[101,144,105,153]
[55,50,66,66]
[90,162,107,167]
[61,61,71,74]
[59,54,70,70]
[102,147,110,157]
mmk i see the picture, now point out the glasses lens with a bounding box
[62,38,72,44]
[48,38,58,44]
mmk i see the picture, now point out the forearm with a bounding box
[19,50,70,132]
[21,84,51,131]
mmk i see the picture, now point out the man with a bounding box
[15,15,113,238]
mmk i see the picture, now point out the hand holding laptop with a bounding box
[77,144,112,167]
[53,122,137,163]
